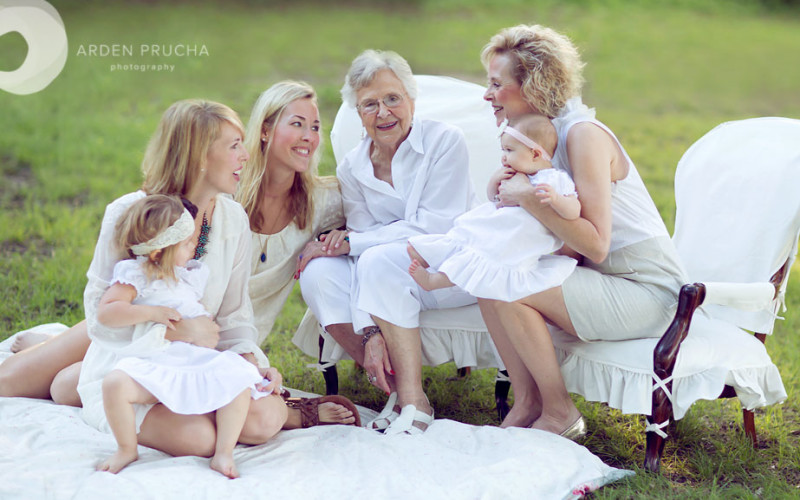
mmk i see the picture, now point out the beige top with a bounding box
[249,177,344,345]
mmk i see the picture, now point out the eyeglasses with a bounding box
[356,93,405,115]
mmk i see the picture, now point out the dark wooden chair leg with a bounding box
[648,283,707,472]
[644,410,669,472]
[318,334,338,395]
[495,370,511,422]
[742,409,757,446]
[457,367,472,378]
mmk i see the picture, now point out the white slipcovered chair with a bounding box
[294,75,796,472]
[551,116,796,471]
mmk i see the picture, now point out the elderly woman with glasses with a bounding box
[295,49,477,434]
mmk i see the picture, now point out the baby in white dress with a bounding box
[96,195,266,479]
[408,114,580,302]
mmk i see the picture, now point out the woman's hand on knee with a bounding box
[294,241,329,277]
[168,316,220,348]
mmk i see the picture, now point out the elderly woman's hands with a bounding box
[320,229,350,254]
[364,333,394,394]
[294,230,352,278]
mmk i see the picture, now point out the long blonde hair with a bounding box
[114,195,186,282]
[141,99,245,196]
[481,25,585,119]
[236,81,320,232]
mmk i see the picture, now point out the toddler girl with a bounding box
[96,195,268,479]
[408,114,580,302]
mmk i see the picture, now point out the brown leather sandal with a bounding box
[284,395,362,428]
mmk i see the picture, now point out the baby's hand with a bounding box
[533,183,557,206]
[148,306,181,330]
[488,167,516,201]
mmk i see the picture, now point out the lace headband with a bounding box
[498,120,552,161]
[130,209,195,256]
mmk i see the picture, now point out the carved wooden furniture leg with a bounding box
[646,284,706,472]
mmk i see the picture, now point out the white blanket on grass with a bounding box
[0,328,632,500]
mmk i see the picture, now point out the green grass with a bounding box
[2,1,799,496]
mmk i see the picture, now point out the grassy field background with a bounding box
[1,1,799,497]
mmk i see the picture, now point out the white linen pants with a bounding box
[300,242,477,333]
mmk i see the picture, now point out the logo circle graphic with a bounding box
[0,0,68,95]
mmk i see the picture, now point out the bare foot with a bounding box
[10,331,51,353]
[500,405,540,429]
[529,407,583,435]
[318,402,356,425]
[210,453,239,479]
[96,448,138,474]
[409,259,436,291]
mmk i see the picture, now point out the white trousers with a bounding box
[298,254,374,332]
[299,242,476,333]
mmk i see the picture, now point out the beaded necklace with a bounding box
[193,211,210,260]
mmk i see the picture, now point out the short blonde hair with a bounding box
[142,100,244,196]
[508,114,558,157]
[482,25,585,118]
[115,195,187,282]
[340,49,418,108]
[236,81,319,232]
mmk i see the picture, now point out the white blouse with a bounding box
[338,117,477,255]
[83,191,268,368]
[249,178,345,345]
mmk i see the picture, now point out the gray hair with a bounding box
[340,49,418,107]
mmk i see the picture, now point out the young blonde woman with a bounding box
[237,80,359,427]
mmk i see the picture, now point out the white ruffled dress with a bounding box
[110,258,264,415]
[409,168,578,302]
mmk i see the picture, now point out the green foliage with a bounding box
[2,1,799,495]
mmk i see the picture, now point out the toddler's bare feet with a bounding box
[210,453,239,479]
[318,401,356,425]
[97,448,138,474]
[409,259,435,291]
[10,331,51,353]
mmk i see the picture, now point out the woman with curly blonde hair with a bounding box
[480,25,685,438]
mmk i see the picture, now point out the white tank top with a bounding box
[552,98,669,252]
